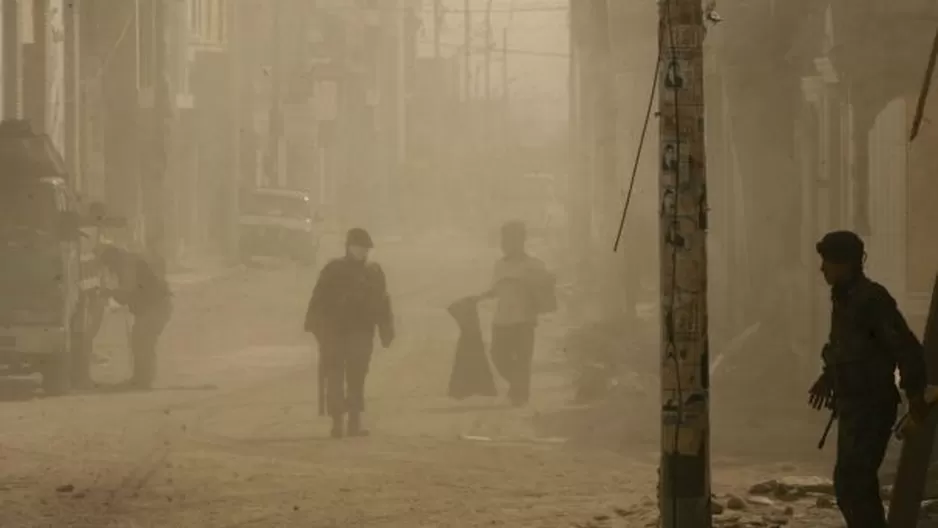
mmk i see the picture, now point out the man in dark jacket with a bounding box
[98,246,173,389]
[305,228,394,438]
[808,230,928,528]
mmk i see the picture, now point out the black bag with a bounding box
[446,296,497,399]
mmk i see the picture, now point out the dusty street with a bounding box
[0,233,842,528]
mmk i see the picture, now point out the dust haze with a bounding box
[0,1,934,527]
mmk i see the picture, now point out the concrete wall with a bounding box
[906,96,938,329]
[866,98,909,301]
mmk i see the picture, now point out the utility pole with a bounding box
[502,27,509,119]
[567,0,579,271]
[502,27,511,143]
[265,2,284,188]
[569,0,594,285]
[482,0,493,191]
[138,0,172,276]
[227,0,242,261]
[433,0,442,60]
[24,0,48,135]
[433,0,444,227]
[657,0,711,525]
[463,0,471,102]
[484,0,493,104]
[2,0,21,119]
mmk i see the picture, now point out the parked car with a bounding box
[0,120,116,395]
[238,187,322,265]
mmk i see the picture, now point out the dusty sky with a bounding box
[416,0,570,138]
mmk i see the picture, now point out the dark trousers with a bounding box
[321,333,374,418]
[833,401,897,528]
[130,299,172,387]
[490,322,536,405]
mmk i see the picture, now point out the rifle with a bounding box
[818,410,836,450]
[816,344,837,450]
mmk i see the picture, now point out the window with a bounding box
[188,0,227,49]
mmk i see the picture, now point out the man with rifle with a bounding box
[809,230,928,528]
[304,228,394,438]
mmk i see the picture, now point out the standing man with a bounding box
[98,246,173,389]
[305,228,394,438]
[479,221,555,406]
[808,230,928,528]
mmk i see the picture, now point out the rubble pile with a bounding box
[576,475,938,528]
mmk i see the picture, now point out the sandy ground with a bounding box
[0,232,851,527]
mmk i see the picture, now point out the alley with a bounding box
[0,233,864,528]
[0,233,658,527]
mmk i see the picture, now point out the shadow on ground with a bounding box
[424,402,514,415]
[530,387,834,470]
[87,381,219,395]
[531,396,658,452]
[0,377,218,403]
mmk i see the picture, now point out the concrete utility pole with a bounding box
[657,0,711,525]
[24,0,48,134]
[463,0,471,101]
[502,27,509,113]
[2,0,22,119]
[265,2,284,188]
[484,0,493,104]
[146,0,172,276]
[227,0,242,261]
[433,0,442,60]
[568,0,594,286]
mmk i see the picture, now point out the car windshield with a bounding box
[241,193,311,219]
[0,180,59,234]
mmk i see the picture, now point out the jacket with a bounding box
[304,257,393,341]
[821,276,926,407]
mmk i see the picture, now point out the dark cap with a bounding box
[346,227,374,248]
[816,230,865,263]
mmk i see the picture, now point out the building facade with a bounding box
[1,0,419,265]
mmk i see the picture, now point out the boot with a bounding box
[347,412,369,437]
[330,415,345,439]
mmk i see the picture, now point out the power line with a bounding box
[323,4,566,14]
[420,39,569,58]
[425,6,566,13]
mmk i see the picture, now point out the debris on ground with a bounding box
[573,475,924,527]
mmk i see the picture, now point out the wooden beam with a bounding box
[910,28,938,142]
